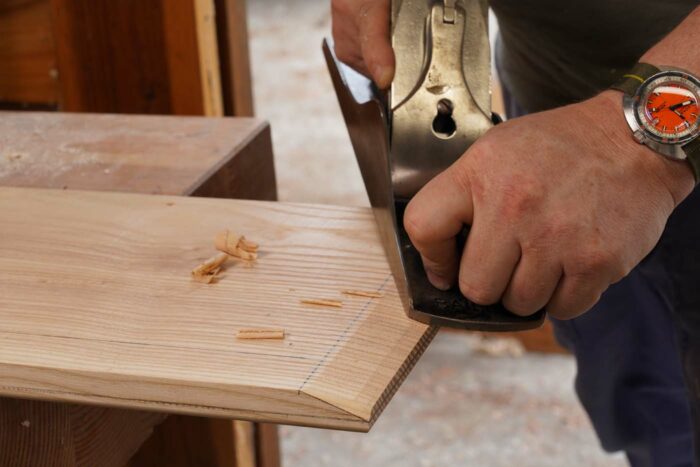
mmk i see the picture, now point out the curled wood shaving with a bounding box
[237,328,285,340]
[239,237,259,252]
[342,290,383,299]
[215,230,258,261]
[191,253,229,283]
[300,299,343,308]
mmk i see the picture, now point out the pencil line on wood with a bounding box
[298,274,392,394]
[300,299,343,308]
[341,290,384,298]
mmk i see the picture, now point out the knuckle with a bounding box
[332,43,362,69]
[446,162,475,196]
[571,248,617,278]
[503,289,542,317]
[547,294,601,321]
[459,278,500,305]
[538,216,575,244]
[403,204,432,247]
[546,307,579,321]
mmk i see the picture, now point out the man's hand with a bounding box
[331,0,394,89]
[404,91,696,319]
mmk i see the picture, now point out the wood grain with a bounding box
[215,0,254,116]
[48,0,230,116]
[255,423,281,467]
[0,399,165,467]
[0,110,278,465]
[49,0,172,113]
[0,0,59,105]
[193,0,224,116]
[234,421,257,467]
[0,111,272,198]
[125,415,239,467]
[0,188,436,431]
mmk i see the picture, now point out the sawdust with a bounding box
[0,143,99,180]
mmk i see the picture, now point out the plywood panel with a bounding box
[0,188,436,431]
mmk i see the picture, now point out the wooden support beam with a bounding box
[215,0,254,116]
[0,187,436,431]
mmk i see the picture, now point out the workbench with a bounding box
[0,112,436,465]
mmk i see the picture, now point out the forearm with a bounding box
[643,6,700,75]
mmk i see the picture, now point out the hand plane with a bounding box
[323,0,545,331]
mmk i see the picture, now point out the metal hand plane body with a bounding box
[324,0,544,331]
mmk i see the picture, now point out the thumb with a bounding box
[356,0,395,89]
[403,166,475,290]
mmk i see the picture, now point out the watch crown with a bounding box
[633,129,646,144]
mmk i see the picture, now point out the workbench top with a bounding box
[0,111,269,196]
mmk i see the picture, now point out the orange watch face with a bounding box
[637,73,700,143]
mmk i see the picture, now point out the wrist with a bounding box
[586,90,695,206]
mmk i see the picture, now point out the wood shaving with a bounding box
[191,252,229,283]
[215,230,258,261]
[237,328,285,340]
[301,299,343,308]
[342,290,383,299]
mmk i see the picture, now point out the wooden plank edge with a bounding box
[300,325,439,430]
[0,364,369,431]
[368,326,439,426]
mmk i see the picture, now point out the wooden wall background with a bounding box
[0,0,253,116]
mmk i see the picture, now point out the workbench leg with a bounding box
[0,398,165,467]
[256,423,282,467]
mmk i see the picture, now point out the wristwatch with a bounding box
[612,63,700,181]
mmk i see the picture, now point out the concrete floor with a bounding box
[248,0,627,465]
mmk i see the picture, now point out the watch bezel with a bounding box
[622,70,700,160]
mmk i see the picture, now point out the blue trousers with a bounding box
[503,90,699,466]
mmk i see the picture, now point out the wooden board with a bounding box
[0,111,276,200]
[215,0,255,116]
[0,110,277,466]
[47,0,232,115]
[0,187,436,431]
[0,0,59,106]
